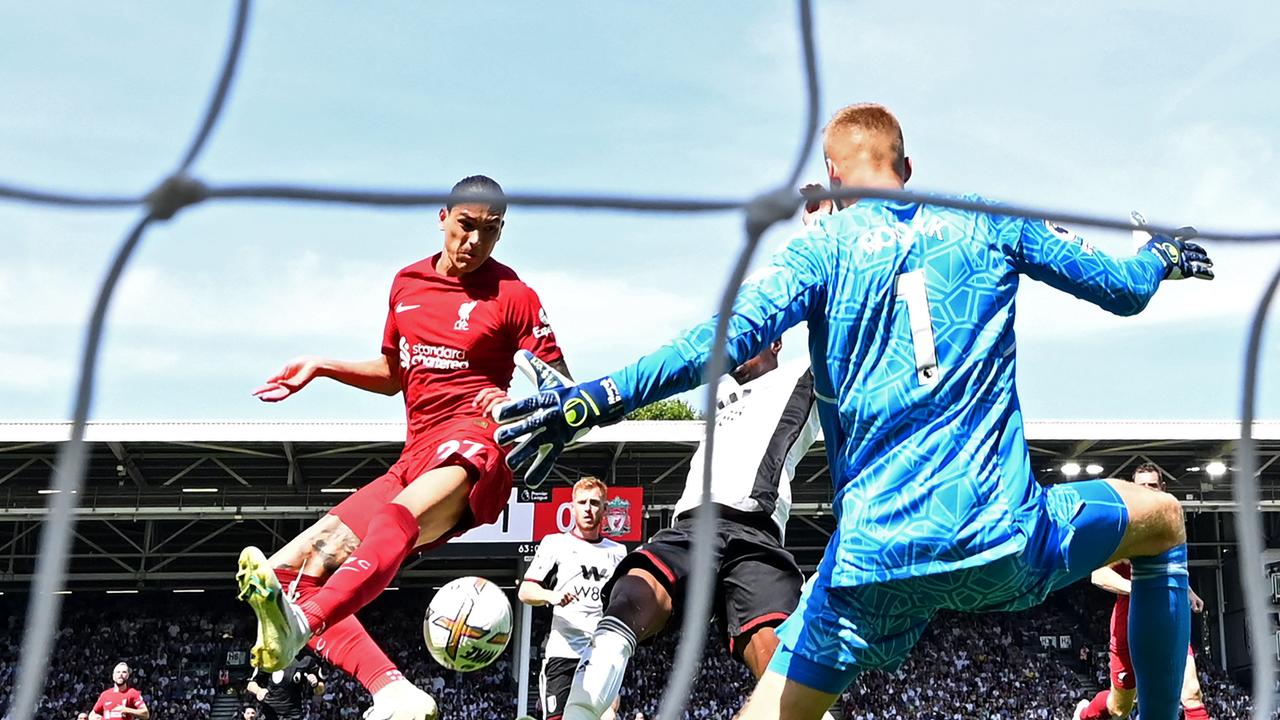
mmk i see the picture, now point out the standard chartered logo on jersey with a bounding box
[399,337,469,371]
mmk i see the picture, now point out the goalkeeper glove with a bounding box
[493,350,626,488]
[1142,227,1214,281]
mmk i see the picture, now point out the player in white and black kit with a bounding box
[519,476,627,720]
[556,341,819,720]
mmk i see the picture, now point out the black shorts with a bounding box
[259,704,303,720]
[603,505,804,659]
[538,656,578,720]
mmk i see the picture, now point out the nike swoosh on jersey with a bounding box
[395,302,421,313]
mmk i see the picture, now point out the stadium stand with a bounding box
[0,588,1262,720]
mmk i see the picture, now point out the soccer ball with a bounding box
[423,576,513,672]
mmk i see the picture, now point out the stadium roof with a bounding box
[0,420,1276,591]
[3,419,1278,443]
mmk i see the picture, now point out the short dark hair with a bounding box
[1132,462,1162,482]
[448,175,506,215]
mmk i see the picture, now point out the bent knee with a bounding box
[606,570,671,639]
[1111,481,1186,559]
[1153,493,1187,548]
[740,626,782,679]
[1182,680,1203,705]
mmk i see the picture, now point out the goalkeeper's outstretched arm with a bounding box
[494,229,832,486]
[998,213,1213,317]
[612,232,831,412]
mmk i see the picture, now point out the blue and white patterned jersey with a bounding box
[614,195,1167,587]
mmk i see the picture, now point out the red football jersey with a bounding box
[382,254,564,451]
[93,687,145,719]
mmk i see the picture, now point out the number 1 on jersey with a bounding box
[894,269,940,386]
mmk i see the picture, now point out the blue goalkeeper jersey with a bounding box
[614,195,1167,586]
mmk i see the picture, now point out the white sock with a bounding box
[564,617,636,720]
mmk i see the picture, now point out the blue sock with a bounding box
[1128,544,1190,720]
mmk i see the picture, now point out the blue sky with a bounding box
[1,1,1277,423]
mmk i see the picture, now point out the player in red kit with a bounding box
[1074,463,1211,720]
[89,662,149,720]
[237,175,567,720]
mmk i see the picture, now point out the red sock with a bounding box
[299,504,418,633]
[311,614,403,693]
[1080,690,1113,720]
[1183,703,1210,720]
[275,563,403,692]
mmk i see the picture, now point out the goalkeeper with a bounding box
[494,103,1214,720]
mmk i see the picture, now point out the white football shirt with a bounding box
[523,532,627,659]
[674,358,819,540]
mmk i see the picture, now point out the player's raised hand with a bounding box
[252,356,325,402]
[493,350,626,488]
[1140,226,1214,281]
[800,182,833,226]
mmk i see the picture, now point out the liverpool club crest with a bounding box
[605,496,631,537]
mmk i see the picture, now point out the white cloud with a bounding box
[0,350,73,393]
[1158,32,1280,116]
[1162,123,1279,228]
[1013,119,1280,338]
[112,250,389,340]
[518,267,714,383]
[4,2,1277,424]
[0,236,714,412]
[0,343,182,414]
[1014,243,1274,341]
[0,246,390,341]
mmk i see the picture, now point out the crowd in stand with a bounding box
[0,589,1270,720]
[329,600,517,720]
[0,596,228,719]
[617,631,755,719]
[611,607,1088,720]
[1195,664,1261,720]
[837,611,1082,720]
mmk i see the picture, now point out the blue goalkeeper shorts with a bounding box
[767,479,1128,694]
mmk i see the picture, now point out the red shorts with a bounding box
[1109,639,1193,690]
[327,417,511,551]
[1109,640,1137,690]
